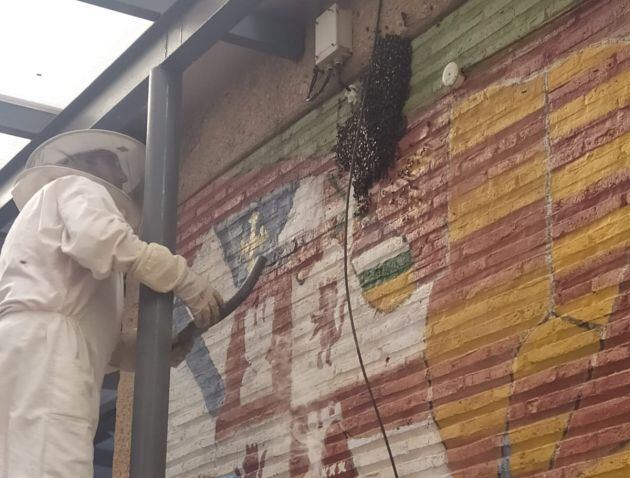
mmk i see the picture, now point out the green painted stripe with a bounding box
[357,250,413,291]
[405,0,583,112]
[229,0,584,178]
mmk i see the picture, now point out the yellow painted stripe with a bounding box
[452,76,545,154]
[509,414,570,476]
[439,406,507,443]
[516,315,584,350]
[549,69,630,140]
[361,271,415,312]
[450,151,546,241]
[556,285,620,326]
[435,384,510,442]
[552,132,630,201]
[510,443,557,476]
[429,271,548,338]
[578,447,630,477]
[553,206,630,273]
[510,414,569,450]
[435,385,511,424]
[548,43,628,90]
[514,319,600,378]
[428,298,548,363]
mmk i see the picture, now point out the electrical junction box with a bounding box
[315,4,352,68]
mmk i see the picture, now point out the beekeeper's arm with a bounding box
[56,176,221,364]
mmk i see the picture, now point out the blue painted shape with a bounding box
[173,299,225,416]
[215,182,298,287]
[171,182,298,416]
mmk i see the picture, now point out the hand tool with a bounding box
[172,255,268,348]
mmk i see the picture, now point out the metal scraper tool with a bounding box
[173,255,268,348]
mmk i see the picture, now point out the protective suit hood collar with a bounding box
[11,129,145,231]
[12,166,141,231]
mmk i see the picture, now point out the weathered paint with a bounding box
[173,300,225,416]
[161,0,630,476]
[405,0,584,113]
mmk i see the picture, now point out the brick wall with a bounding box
[165,0,630,476]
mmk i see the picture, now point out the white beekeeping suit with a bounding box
[0,130,222,478]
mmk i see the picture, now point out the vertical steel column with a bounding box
[130,65,182,478]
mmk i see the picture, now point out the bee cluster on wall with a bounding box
[335,34,412,214]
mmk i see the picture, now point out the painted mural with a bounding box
[425,39,630,477]
[167,6,630,477]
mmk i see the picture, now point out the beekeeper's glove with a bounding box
[129,242,224,330]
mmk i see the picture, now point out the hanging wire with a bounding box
[341,0,400,476]
[306,66,322,101]
[306,66,334,102]
[335,61,351,92]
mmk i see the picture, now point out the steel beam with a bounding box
[78,0,303,60]
[162,0,265,71]
[76,0,175,21]
[224,14,305,60]
[0,0,263,224]
[130,65,181,478]
[0,98,57,139]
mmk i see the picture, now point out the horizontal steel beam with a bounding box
[224,14,304,60]
[0,98,57,139]
[76,0,175,21]
[0,0,263,223]
[79,0,304,60]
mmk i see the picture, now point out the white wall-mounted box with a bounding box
[315,4,353,68]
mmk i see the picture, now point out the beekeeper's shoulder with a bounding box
[49,174,110,198]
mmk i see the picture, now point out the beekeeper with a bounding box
[0,129,223,477]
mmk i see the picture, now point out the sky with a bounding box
[0,0,151,166]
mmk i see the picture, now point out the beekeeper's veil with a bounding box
[12,129,145,230]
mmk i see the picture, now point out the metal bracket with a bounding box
[0,98,57,139]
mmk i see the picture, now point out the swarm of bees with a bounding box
[335,34,412,215]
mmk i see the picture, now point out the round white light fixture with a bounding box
[442,62,465,88]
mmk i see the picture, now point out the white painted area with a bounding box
[167,412,293,478]
[278,175,326,244]
[191,227,238,302]
[351,236,408,273]
[166,177,448,477]
[291,239,434,408]
[167,228,238,472]
[348,419,451,477]
[291,401,345,478]
[0,133,29,169]
[241,297,275,404]
[193,227,239,367]
[0,0,151,108]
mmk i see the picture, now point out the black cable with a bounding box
[341,1,400,477]
[335,61,351,91]
[314,68,334,100]
[306,66,322,101]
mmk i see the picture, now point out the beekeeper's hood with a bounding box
[12,129,145,230]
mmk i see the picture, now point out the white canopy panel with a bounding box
[0,0,151,109]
